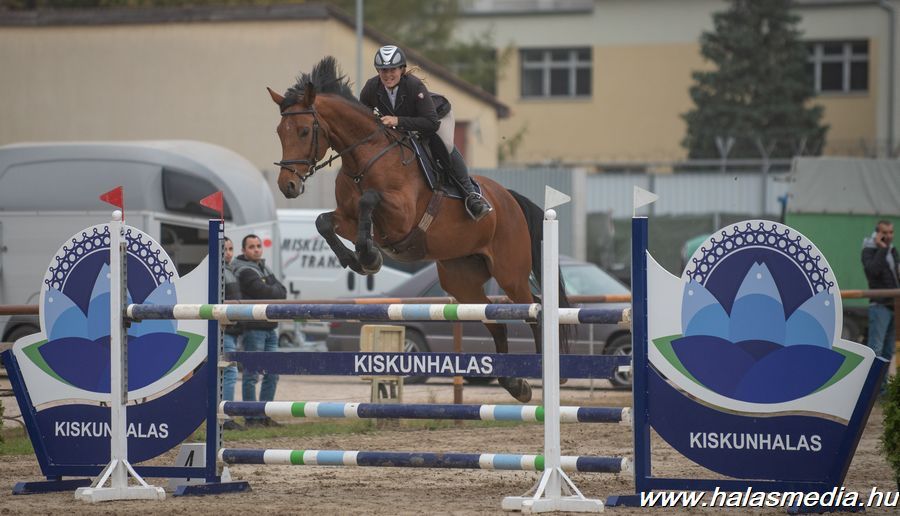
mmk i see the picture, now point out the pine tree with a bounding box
[682,0,828,160]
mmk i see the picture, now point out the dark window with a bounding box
[807,40,869,94]
[162,168,232,220]
[520,47,592,98]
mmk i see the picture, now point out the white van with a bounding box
[0,140,280,343]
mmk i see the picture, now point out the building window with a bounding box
[520,48,591,98]
[806,40,868,93]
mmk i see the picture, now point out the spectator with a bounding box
[861,220,899,392]
[233,234,287,427]
[221,236,244,431]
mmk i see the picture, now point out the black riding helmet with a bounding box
[374,45,407,69]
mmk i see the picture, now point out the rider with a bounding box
[359,45,492,221]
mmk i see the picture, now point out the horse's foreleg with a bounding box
[316,211,366,274]
[355,189,383,274]
[483,323,533,403]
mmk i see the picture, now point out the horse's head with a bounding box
[268,83,330,198]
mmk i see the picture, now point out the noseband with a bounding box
[274,106,381,194]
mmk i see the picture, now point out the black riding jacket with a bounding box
[359,74,440,135]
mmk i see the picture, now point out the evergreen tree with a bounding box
[682,0,828,160]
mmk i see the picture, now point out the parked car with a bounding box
[326,256,632,388]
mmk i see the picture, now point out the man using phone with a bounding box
[862,220,899,392]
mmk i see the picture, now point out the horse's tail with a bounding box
[508,189,573,354]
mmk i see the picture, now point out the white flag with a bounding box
[544,186,571,210]
[633,186,659,211]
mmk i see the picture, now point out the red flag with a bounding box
[100,186,124,218]
[199,191,224,220]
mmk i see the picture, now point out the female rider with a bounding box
[359,45,492,221]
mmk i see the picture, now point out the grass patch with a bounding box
[0,428,33,456]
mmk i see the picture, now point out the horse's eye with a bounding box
[300,127,310,137]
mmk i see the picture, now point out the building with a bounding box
[0,4,508,209]
[458,0,898,166]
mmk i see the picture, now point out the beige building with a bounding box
[458,0,898,165]
[0,4,508,209]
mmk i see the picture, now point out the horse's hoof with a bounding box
[499,377,532,403]
[361,249,383,274]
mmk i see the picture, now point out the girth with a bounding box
[380,191,445,262]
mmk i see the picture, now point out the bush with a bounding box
[882,373,900,487]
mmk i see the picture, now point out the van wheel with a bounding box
[606,334,632,390]
[404,330,429,384]
[5,324,39,344]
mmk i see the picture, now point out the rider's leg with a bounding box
[447,148,492,221]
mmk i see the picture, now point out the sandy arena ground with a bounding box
[1,374,897,515]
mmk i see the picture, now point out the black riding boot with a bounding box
[448,148,492,221]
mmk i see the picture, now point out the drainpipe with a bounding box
[879,0,896,156]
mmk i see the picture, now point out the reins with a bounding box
[275,104,418,192]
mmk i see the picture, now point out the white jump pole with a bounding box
[502,190,604,513]
[75,211,165,503]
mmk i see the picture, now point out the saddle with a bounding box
[407,136,482,200]
[379,136,483,262]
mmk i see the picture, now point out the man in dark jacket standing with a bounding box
[861,220,899,391]
[233,234,287,427]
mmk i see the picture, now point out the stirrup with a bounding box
[464,193,493,221]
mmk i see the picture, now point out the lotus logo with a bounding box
[20,225,204,398]
[653,221,867,406]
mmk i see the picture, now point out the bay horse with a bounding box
[268,57,570,402]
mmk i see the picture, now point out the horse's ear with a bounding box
[303,82,316,106]
[267,87,284,106]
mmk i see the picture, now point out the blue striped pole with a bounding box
[220,401,632,425]
[128,303,541,322]
[219,449,631,474]
[125,303,628,325]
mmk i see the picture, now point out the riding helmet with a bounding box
[374,45,407,69]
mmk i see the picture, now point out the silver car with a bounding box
[325,256,632,388]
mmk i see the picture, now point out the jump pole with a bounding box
[501,205,604,512]
[74,211,165,503]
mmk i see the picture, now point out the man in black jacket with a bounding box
[359,45,492,220]
[861,220,899,391]
[233,234,287,427]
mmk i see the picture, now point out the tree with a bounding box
[329,0,503,94]
[682,0,828,160]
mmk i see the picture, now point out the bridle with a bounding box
[274,106,382,194]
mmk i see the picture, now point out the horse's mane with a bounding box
[282,56,367,114]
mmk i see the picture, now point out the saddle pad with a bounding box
[408,137,482,200]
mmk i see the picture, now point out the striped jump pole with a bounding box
[220,401,632,425]
[126,303,627,325]
[219,449,632,475]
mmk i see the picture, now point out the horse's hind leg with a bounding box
[316,211,366,274]
[355,189,383,274]
[436,257,532,403]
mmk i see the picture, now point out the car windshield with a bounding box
[561,264,630,296]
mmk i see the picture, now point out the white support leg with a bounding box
[502,204,603,513]
[75,211,165,503]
